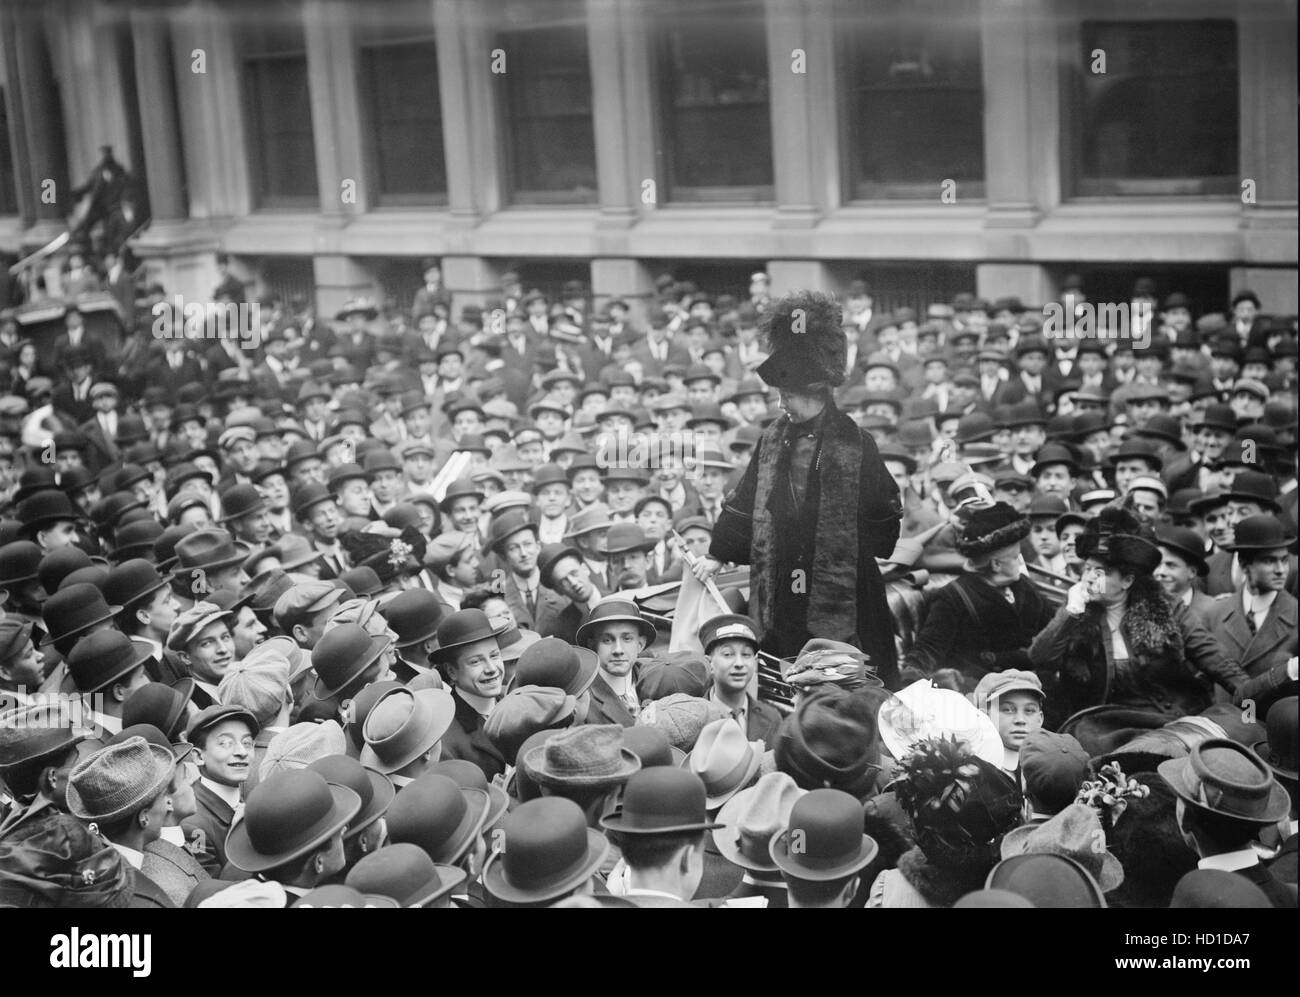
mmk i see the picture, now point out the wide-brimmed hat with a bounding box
[175,528,246,577]
[999,803,1124,893]
[769,787,878,881]
[66,736,175,824]
[575,598,656,647]
[345,843,465,907]
[687,718,764,810]
[40,583,122,648]
[385,773,490,865]
[335,297,379,321]
[1158,738,1291,825]
[225,770,362,873]
[360,687,457,776]
[523,724,641,789]
[482,797,608,905]
[712,772,805,873]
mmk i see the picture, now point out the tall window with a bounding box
[0,86,17,215]
[357,2,446,204]
[498,16,597,204]
[841,0,984,200]
[242,19,319,206]
[1071,20,1238,196]
[656,0,773,201]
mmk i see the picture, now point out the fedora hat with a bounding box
[563,504,613,539]
[1158,738,1291,825]
[253,533,323,575]
[1153,525,1210,576]
[346,843,465,907]
[713,772,806,873]
[999,803,1124,893]
[311,622,393,700]
[688,718,764,809]
[218,484,267,523]
[1254,697,1298,782]
[1227,513,1295,553]
[225,770,361,874]
[429,609,506,665]
[40,583,121,648]
[360,687,456,776]
[383,589,448,649]
[66,736,175,825]
[481,797,608,905]
[385,773,490,865]
[575,599,656,648]
[306,754,393,842]
[65,629,155,695]
[603,522,655,556]
[775,686,883,794]
[985,853,1106,908]
[485,509,539,556]
[513,637,599,697]
[523,724,640,790]
[438,477,485,514]
[769,787,878,881]
[0,703,86,771]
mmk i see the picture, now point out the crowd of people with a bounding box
[0,257,1294,908]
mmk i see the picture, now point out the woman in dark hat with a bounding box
[709,291,902,681]
[903,502,1055,685]
[1029,508,1249,732]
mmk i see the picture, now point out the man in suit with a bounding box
[1204,516,1299,686]
[486,511,569,638]
[537,543,602,644]
[146,339,205,404]
[51,307,108,377]
[180,705,259,876]
[1153,525,1220,632]
[700,614,781,749]
[429,609,509,781]
[1159,739,1296,907]
[500,312,543,373]
[51,346,99,426]
[630,318,690,379]
[576,600,657,727]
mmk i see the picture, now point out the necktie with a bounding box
[1245,604,1258,635]
[526,589,538,620]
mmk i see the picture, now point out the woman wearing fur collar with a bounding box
[1029,508,1249,727]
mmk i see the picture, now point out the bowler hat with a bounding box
[1031,443,1081,478]
[955,412,997,445]
[1191,404,1238,434]
[360,686,457,775]
[37,545,95,596]
[17,490,81,538]
[175,529,246,579]
[218,484,267,523]
[290,483,335,519]
[0,703,86,771]
[111,520,164,563]
[482,797,608,905]
[1169,869,1272,909]
[600,765,719,836]
[438,477,484,514]
[386,773,490,865]
[346,843,465,908]
[513,637,599,698]
[66,736,175,824]
[383,589,447,650]
[1153,525,1209,576]
[986,853,1106,908]
[65,629,154,695]
[40,583,121,648]
[225,770,361,874]
[769,787,878,881]
[122,681,194,742]
[1158,738,1291,824]
[575,599,656,647]
[536,543,584,589]
[1224,471,1281,513]
[1254,697,1298,781]
[311,622,392,700]
[0,540,43,588]
[103,558,171,609]
[1106,438,1163,472]
[429,609,506,666]
[1226,514,1296,553]
[485,509,538,555]
[524,724,641,789]
[1002,400,1048,428]
[306,754,393,842]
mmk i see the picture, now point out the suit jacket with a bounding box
[503,574,570,639]
[51,381,97,425]
[585,672,639,728]
[142,837,210,907]
[145,355,206,403]
[1235,859,1298,908]
[127,866,177,908]
[743,695,782,749]
[76,415,119,472]
[181,781,236,876]
[1204,588,1298,680]
[693,833,744,900]
[1184,588,1220,633]
[52,330,108,375]
[629,338,691,379]
[440,690,507,781]
[1204,550,1236,597]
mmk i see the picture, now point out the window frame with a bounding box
[240,19,319,210]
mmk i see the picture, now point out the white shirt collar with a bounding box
[200,776,244,810]
[1197,849,1258,872]
[112,843,145,869]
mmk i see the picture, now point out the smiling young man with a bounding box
[167,602,237,705]
[699,614,781,749]
[973,670,1046,778]
[430,609,508,780]
[576,600,657,727]
[181,704,260,875]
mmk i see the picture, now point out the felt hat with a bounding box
[306,754,393,842]
[40,583,121,648]
[955,502,1031,559]
[429,609,506,665]
[385,773,490,865]
[66,736,175,824]
[999,803,1124,892]
[481,797,609,905]
[985,853,1106,908]
[688,718,764,809]
[1254,697,1298,782]
[311,622,392,700]
[600,765,720,836]
[712,772,806,873]
[575,598,656,647]
[1158,738,1291,824]
[769,787,878,881]
[523,724,641,790]
[360,687,457,776]
[225,770,361,874]
[513,637,599,698]
[65,629,154,695]
[345,843,465,908]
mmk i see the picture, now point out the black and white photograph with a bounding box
[0,0,1295,934]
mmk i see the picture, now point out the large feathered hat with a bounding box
[1074,507,1161,576]
[755,291,847,390]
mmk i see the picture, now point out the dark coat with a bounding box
[502,574,570,639]
[904,574,1055,682]
[1268,835,1297,887]
[584,672,638,728]
[1232,658,1299,720]
[1203,589,1298,682]
[743,695,782,750]
[711,401,901,685]
[180,781,236,877]
[1028,581,1249,723]
[127,866,177,908]
[1235,860,1298,908]
[440,690,507,781]
[693,833,744,900]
